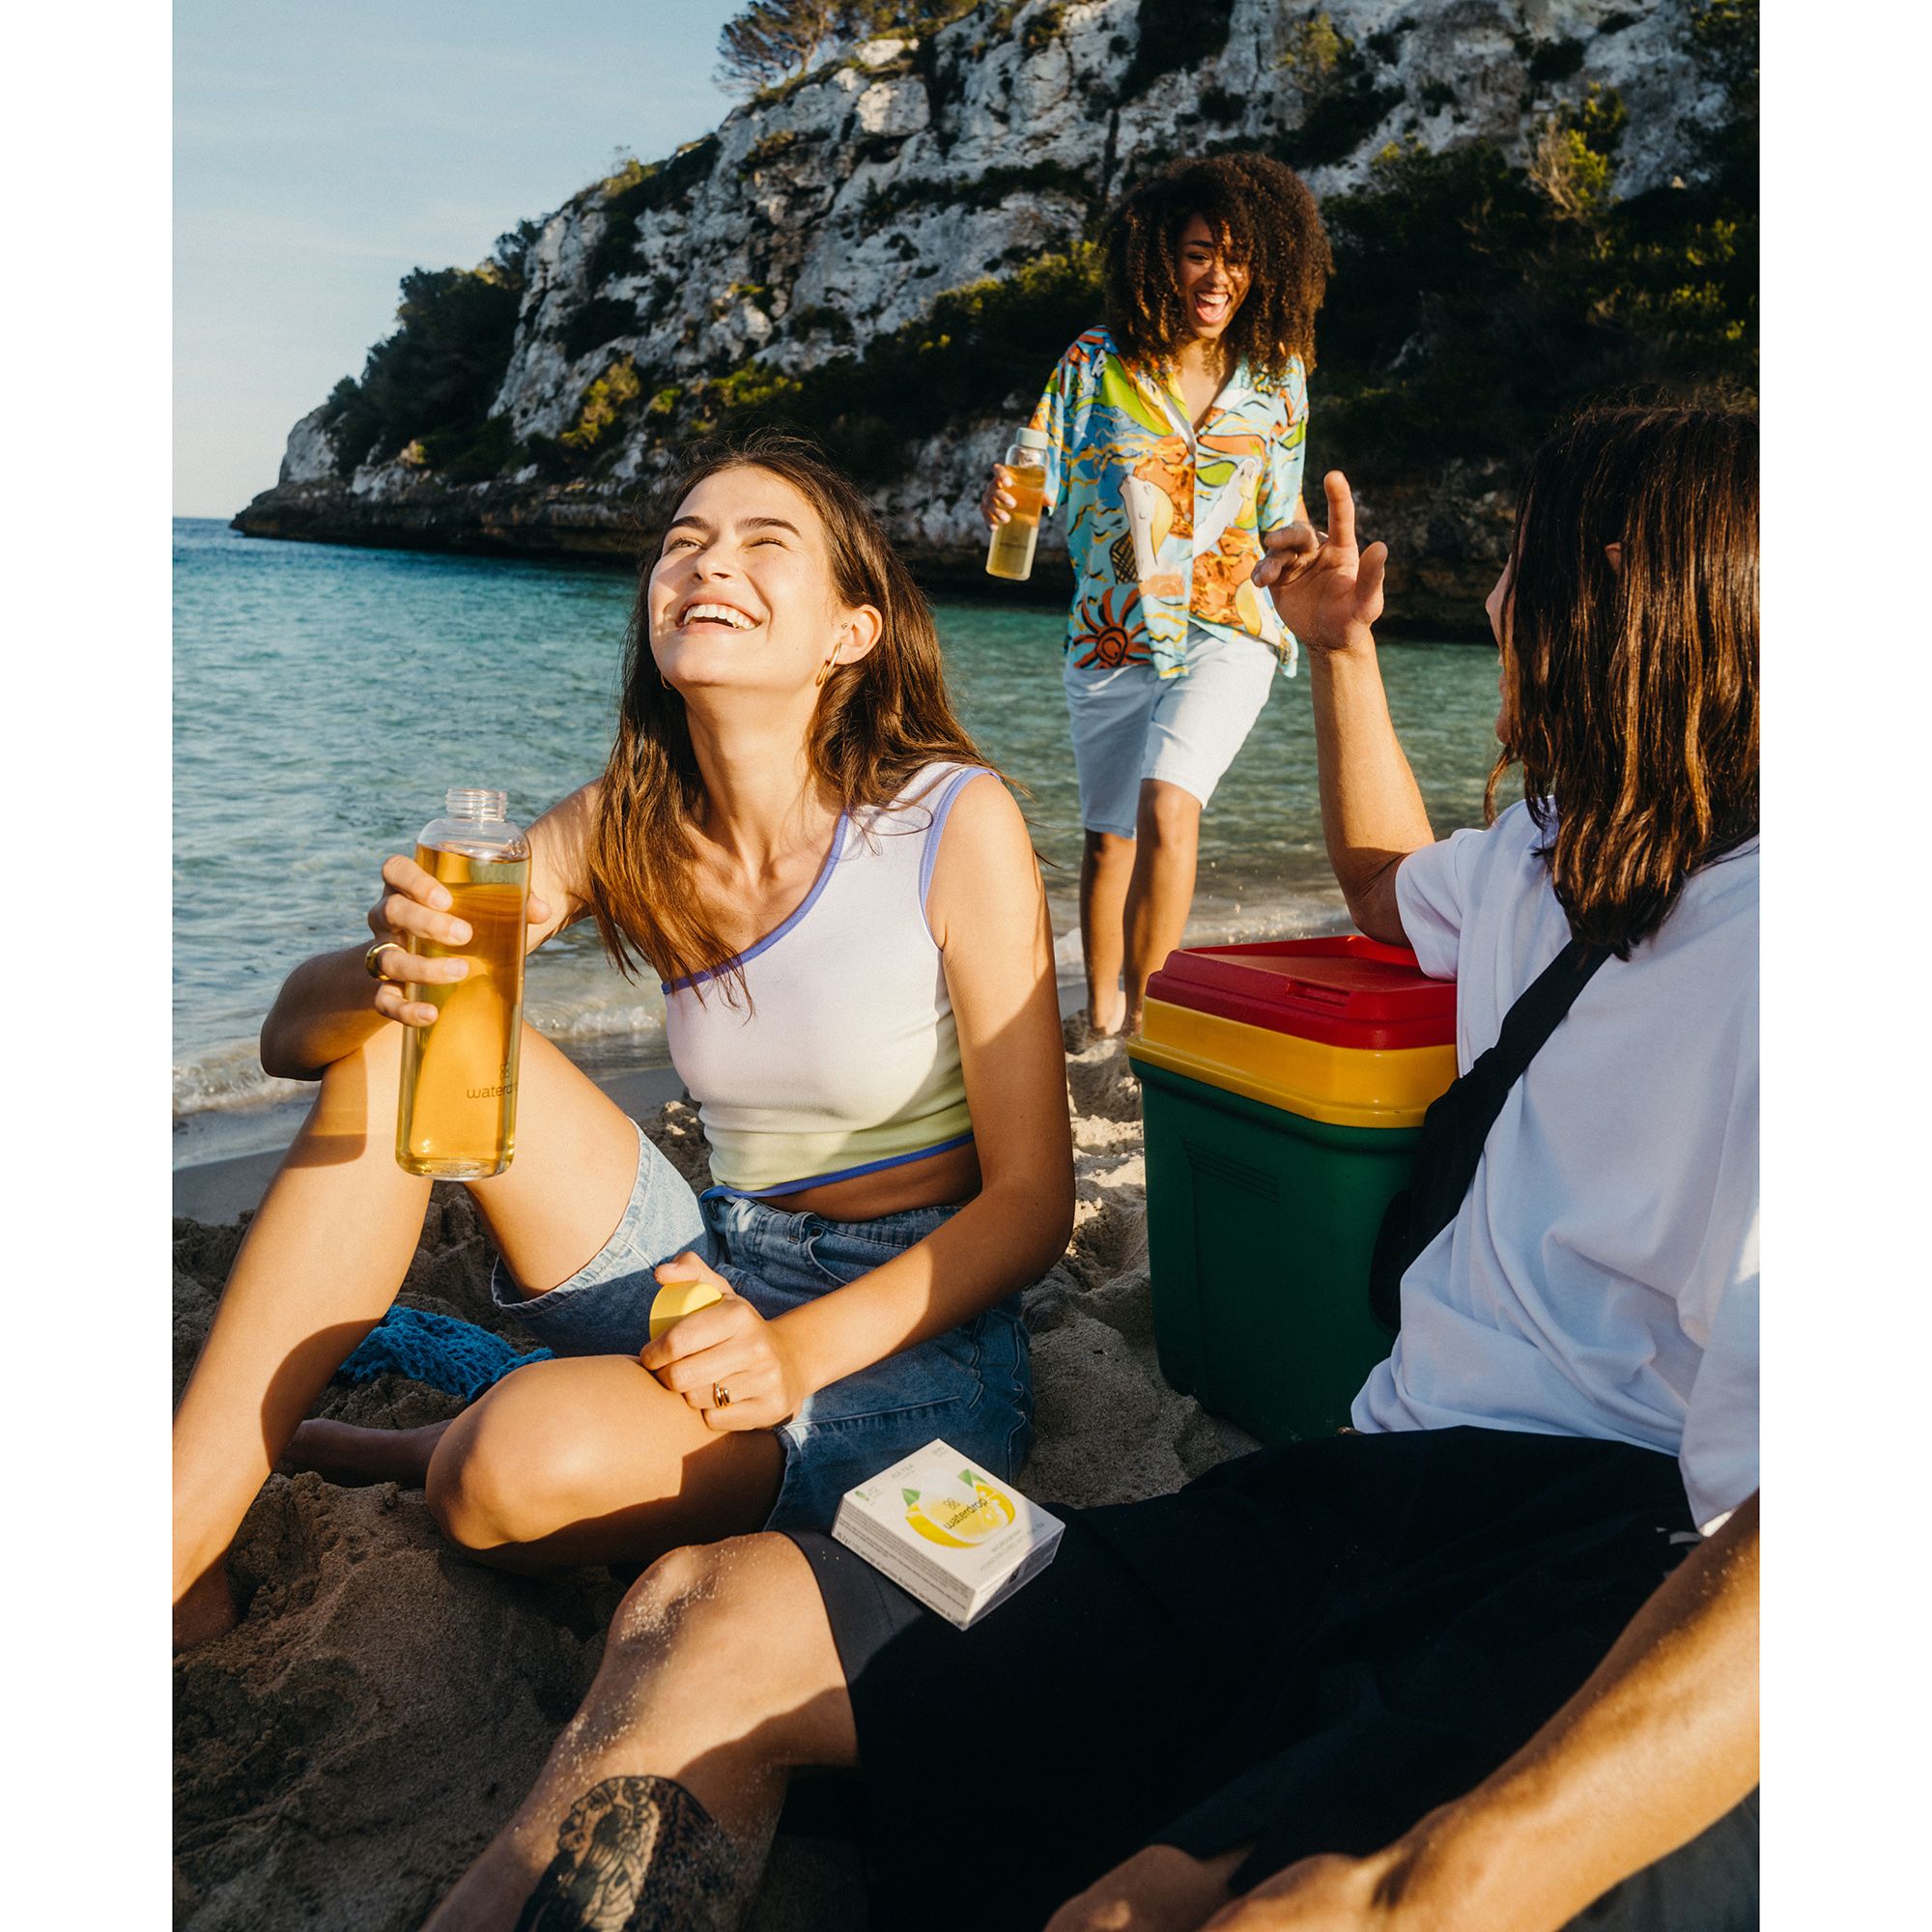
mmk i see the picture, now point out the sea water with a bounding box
[173,517,1501,1164]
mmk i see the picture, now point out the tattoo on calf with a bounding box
[513,1775,741,1932]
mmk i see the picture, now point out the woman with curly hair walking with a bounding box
[983,153,1330,1036]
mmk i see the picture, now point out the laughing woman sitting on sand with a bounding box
[172,437,1074,1647]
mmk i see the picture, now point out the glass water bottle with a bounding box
[985,427,1051,582]
[395,787,531,1178]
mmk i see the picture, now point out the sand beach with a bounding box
[172,1024,1259,1931]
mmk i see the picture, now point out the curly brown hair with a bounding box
[1100,153,1330,384]
[1487,403,1759,957]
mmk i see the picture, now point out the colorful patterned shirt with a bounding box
[1028,327,1309,681]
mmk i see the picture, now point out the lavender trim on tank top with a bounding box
[660,811,850,993]
[917,767,988,939]
[711,1129,978,1200]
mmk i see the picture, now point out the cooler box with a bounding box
[1125,937,1458,1444]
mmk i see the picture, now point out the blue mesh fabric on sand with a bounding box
[338,1306,553,1403]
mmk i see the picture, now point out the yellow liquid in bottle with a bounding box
[396,843,530,1179]
[985,462,1047,582]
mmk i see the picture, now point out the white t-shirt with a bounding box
[1350,801,1760,1534]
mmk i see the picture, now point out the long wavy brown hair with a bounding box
[1487,404,1759,957]
[1101,153,1330,384]
[584,433,993,993]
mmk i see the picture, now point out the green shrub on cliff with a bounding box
[553,296,642,364]
[421,413,518,487]
[1272,12,1402,169]
[322,226,536,478]
[1121,0,1236,104]
[714,0,982,98]
[585,138,720,288]
[561,358,645,452]
[696,242,1103,479]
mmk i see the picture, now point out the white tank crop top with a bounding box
[663,762,990,1197]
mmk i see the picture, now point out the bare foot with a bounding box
[282,1418,449,1489]
[1087,1002,1127,1039]
[174,1560,238,1651]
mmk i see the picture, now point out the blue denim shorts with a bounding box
[491,1121,1033,1530]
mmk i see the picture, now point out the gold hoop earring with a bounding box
[814,654,838,689]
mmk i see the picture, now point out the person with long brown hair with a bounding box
[172,436,1074,1648]
[981,152,1331,1036]
[428,405,1758,1932]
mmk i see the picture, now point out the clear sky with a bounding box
[175,1,743,517]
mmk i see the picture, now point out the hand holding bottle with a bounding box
[983,428,1051,581]
[363,851,552,1029]
[388,787,535,1178]
[980,464,1018,529]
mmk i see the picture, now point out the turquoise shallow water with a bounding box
[173,517,1500,1158]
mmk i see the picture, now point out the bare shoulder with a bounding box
[924,773,1039,946]
[934,771,1030,864]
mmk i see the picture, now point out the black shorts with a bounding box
[783,1426,1705,1932]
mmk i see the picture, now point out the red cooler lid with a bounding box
[1146,935,1457,1051]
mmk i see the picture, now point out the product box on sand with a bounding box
[832,1440,1064,1631]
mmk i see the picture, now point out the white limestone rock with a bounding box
[277,405,337,487]
[856,75,930,139]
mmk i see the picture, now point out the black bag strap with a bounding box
[1369,935,1611,1333]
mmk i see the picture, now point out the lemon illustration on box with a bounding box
[648,1278,724,1340]
[902,1468,1018,1548]
[832,1438,1065,1630]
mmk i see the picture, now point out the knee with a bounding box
[1086,829,1136,871]
[1138,783,1201,849]
[611,1541,737,1645]
[426,1397,607,1555]
[607,1538,790,1687]
[611,1536,805,1660]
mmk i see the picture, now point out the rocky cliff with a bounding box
[233,0,1752,634]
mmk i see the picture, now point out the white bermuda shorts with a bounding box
[1064,623,1278,838]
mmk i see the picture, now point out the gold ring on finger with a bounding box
[713,1382,732,1408]
[364,939,409,980]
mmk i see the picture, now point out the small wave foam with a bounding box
[526,1000,666,1044]
[174,1042,314,1122]
[175,1000,669,1122]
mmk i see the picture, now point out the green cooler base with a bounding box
[1134,1056,1417,1444]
